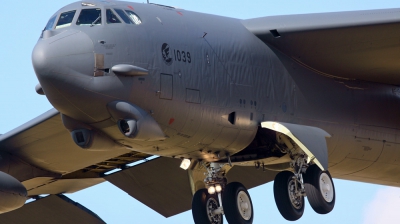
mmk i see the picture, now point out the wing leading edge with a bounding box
[242,8,400,85]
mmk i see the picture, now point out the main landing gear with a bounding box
[192,163,254,224]
[191,134,335,223]
[273,134,336,221]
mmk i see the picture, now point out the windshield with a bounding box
[77,8,102,26]
[106,9,121,24]
[125,10,141,25]
[56,10,76,29]
[44,15,57,30]
[114,9,133,24]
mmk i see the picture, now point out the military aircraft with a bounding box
[1,0,400,223]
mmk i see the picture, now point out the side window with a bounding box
[124,10,142,25]
[77,8,102,26]
[106,9,121,24]
[114,9,133,24]
[56,10,76,29]
[45,15,57,30]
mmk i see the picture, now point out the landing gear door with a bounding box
[261,121,331,170]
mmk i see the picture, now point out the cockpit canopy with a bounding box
[44,3,142,31]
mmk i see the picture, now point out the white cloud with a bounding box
[363,187,400,224]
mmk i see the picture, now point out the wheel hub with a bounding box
[319,173,334,203]
[206,197,222,224]
[288,179,303,209]
[237,191,252,220]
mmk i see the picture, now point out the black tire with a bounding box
[192,188,223,224]
[273,171,304,221]
[304,164,335,214]
[222,182,253,224]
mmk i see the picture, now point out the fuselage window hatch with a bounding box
[77,8,102,26]
[55,10,76,29]
[44,15,57,30]
[125,10,142,25]
[114,8,133,24]
[106,9,121,24]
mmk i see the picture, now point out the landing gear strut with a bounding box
[191,163,254,224]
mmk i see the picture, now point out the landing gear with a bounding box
[191,163,254,224]
[273,164,336,221]
[304,164,335,214]
[272,132,335,221]
[223,182,253,224]
[273,171,305,221]
[192,189,223,224]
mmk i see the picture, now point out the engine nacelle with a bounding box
[0,171,27,214]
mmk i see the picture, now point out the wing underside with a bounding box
[242,8,400,85]
[0,194,105,224]
[0,108,278,218]
[106,157,278,217]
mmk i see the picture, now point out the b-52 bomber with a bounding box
[1,1,400,223]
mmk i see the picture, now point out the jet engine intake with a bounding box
[0,171,27,214]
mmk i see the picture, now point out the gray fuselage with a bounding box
[32,1,400,187]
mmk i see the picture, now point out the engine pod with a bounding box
[0,171,27,214]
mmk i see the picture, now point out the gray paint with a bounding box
[25,0,400,195]
[1,0,400,219]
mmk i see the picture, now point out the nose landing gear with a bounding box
[191,163,254,224]
[192,189,223,224]
[223,182,253,224]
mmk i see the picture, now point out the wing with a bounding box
[0,109,152,196]
[0,109,278,218]
[241,8,400,85]
[0,194,105,224]
[106,157,278,217]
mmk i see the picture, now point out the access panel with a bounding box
[160,74,173,100]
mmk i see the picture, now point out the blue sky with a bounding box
[1,0,400,223]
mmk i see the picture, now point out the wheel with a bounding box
[273,171,304,221]
[304,164,335,214]
[222,182,253,224]
[192,188,223,224]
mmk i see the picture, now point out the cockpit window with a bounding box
[56,10,76,29]
[45,15,57,30]
[114,9,133,24]
[106,9,121,24]
[77,8,102,26]
[125,10,142,25]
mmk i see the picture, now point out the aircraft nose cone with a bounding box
[32,30,94,81]
[32,41,49,77]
